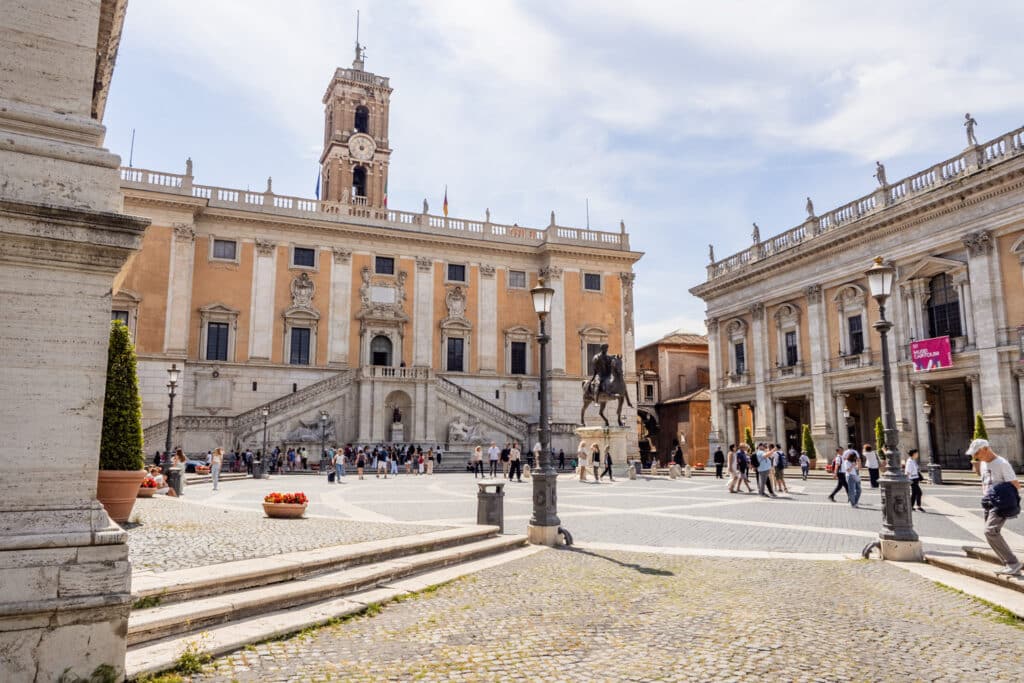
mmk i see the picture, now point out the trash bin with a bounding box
[476,482,505,533]
[167,467,184,496]
[252,458,264,479]
[634,461,643,475]
[928,465,943,486]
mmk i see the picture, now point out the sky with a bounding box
[103,0,1024,347]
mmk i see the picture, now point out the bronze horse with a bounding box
[581,355,633,427]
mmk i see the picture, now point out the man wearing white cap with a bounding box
[967,439,1021,576]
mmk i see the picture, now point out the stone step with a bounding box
[128,534,528,647]
[125,543,542,680]
[131,525,499,605]
[924,551,1024,595]
[184,472,249,485]
[963,545,1024,566]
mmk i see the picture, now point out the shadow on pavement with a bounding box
[567,547,675,576]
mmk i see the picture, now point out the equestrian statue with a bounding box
[581,344,633,427]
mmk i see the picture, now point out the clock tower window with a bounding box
[354,105,370,134]
[352,165,368,199]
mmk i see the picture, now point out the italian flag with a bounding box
[443,185,448,217]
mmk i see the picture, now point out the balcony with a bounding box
[725,371,749,388]
[773,362,804,380]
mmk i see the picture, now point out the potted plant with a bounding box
[96,320,147,522]
[801,424,817,469]
[138,476,158,498]
[263,492,308,518]
[971,412,987,474]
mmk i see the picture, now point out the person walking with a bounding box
[905,448,923,512]
[773,445,789,493]
[828,448,849,502]
[799,451,810,481]
[426,448,435,475]
[211,447,224,491]
[355,448,366,479]
[332,447,346,483]
[969,439,1021,576]
[500,443,511,479]
[558,449,566,471]
[508,442,522,482]
[471,446,484,478]
[863,444,881,488]
[713,446,725,479]
[600,446,615,481]
[734,444,753,493]
[591,443,602,482]
[755,445,776,498]
[845,451,862,508]
[577,440,589,482]
[487,442,500,478]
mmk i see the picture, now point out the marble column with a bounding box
[413,257,434,366]
[249,239,277,362]
[967,374,981,417]
[804,285,831,445]
[963,231,1009,427]
[543,266,566,374]
[164,224,197,355]
[478,265,497,373]
[775,399,787,449]
[328,248,352,366]
[913,382,931,463]
[0,3,147,679]
[952,271,975,346]
[620,272,639,456]
[725,404,737,448]
[750,303,769,440]
[835,392,848,446]
[706,318,723,443]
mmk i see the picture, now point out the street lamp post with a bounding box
[257,407,269,479]
[319,410,328,474]
[865,257,921,561]
[528,278,561,545]
[922,400,942,485]
[164,363,180,465]
[842,406,851,446]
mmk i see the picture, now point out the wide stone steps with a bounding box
[128,533,526,646]
[923,545,1024,595]
[132,525,500,605]
[125,543,541,680]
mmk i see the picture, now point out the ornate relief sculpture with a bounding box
[446,286,467,320]
[290,272,315,308]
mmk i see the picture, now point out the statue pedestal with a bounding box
[390,423,404,442]
[575,426,630,468]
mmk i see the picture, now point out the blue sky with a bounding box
[104,0,1024,346]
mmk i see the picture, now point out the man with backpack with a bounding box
[754,443,776,498]
[732,444,753,493]
[828,447,849,502]
[969,439,1021,576]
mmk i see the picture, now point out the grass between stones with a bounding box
[934,582,1024,629]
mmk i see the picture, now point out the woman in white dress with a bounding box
[577,440,589,481]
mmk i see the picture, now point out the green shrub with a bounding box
[99,320,144,471]
[744,427,754,451]
[973,412,988,440]
[874,416,885,453]
[801,424,816,460]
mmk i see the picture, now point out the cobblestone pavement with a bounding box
[126,496,447,573]
[176,472,1023,556]
[187,548,1024,682]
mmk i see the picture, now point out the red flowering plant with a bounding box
[140,477,158,488]
[264,492,308,505]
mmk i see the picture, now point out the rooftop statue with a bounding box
[874,161,888,187]
[964,113,979,146]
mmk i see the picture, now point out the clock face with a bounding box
[348,134,376,161]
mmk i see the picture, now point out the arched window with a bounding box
[371,335,393,366]
[928,273,962,338]
[354,105,369,134]
[352,165,367,199]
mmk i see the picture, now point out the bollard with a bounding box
[476,482,505,533]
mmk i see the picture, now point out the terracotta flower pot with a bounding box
[137,487,157,498]
[97,470,147,523]
[263,502,307,519]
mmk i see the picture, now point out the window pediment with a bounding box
[773,302,801,324]
[199,302,239,316]
[902,255,967,280]
[833,283,866,305]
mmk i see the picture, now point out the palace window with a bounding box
[785,331,798,367]
[734,342,746,375]
[447,263,467,283]
[446,337,465,373]
[352,165,367,198]
[583,273,602,291]
[111,310,129,324]
[848,315,864,355]
[371,335,393,366]
[508,270,527,289]
[375,256,395,275]
[644,383,655,401]
[212,239,237,261]
[927,273,963,339]
[510,341,527,375]
[206,322,230,361]
[289,327,311,365]
[292,247,316,268]
[354,105,370,134]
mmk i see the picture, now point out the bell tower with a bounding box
[320,33,393,208]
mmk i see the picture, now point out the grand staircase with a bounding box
[435,375,529,444]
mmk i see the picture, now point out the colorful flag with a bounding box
[443,185,448,217]
[383,178,388,208]
[314,170,321,200]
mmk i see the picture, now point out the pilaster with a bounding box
[542,266,566,374]
[963,231,1009,428]
[328,247,352,365]
[706,317,723,444]
[249,239,277,362]
[413,257,433,366]
[804,284,832,450]
[750,302,769,440]
[478,264,497,373]
[164,223,196,355]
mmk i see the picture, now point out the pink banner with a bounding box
[910,336,952,372]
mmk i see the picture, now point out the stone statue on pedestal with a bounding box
[964,113,978,146]
[581,344,633,427]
